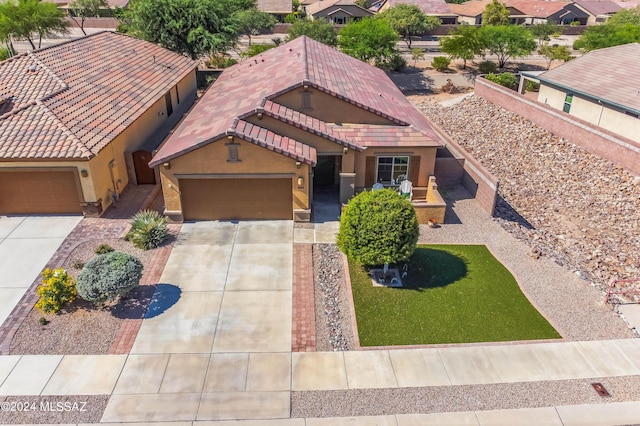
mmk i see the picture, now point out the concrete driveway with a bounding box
[0,215,82,326]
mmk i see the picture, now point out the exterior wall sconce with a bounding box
[227,135,234,141]
[303,83,309,90]
[343,147,348,154]
[297,176,304,186]
[80,169,89,178]
[296,161,301,169]
[163,162,171,170]
[257,112,263,120]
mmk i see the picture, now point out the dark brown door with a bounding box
[0,170,83,214]
[180,178,293,221]
[133,150,156,185]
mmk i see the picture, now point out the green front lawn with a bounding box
[349,245,561,346]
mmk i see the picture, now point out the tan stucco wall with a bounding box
[354,146,437,188]
[273,88,397,125]
[159,136,310,215]
[538,84,640,143]
[0,70,198,213]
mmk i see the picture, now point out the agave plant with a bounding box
[126,209,168,250]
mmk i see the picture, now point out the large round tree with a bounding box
[337,188,419,268]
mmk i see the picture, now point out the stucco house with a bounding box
[448,0,527,24]
[150,36,447,223]
[370,0,458,24]
[520,43,640,143]
[256,0,293,21]
[0,31,197,216]
[305,0,374,24]
[507,0,588,25]
[573,0,622,24]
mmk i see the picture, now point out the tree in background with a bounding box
[339,17,399,66]
[410,47,424,66]
[69,0,108,36]
[376,4,440,48]
[286,18,337,46]
[573,23,640,51]
[529,21,560,46]
[482,0,510,26]
[538,43,571,69]
[481,24,536,68]
[607,6,640,26]
[122,0,253,59]
[235,7,276,46]
[439,24,485,68]
[0,0,69,50]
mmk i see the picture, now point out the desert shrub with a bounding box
[76,251,143,305]
[484,72,517,89]
[126,209,168,250]
[431,56,451,71]
[526,80,540,92]
[35,268,77,314]
[379,53,407,71]
[205,54,238,69]
[478,60,497,74]
[0,48,10,61]
[241,43,276,58]
[337,188,418,267]
[95,243,114,254]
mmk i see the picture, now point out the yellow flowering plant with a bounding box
[35,268,77,314]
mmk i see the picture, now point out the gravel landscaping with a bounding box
[9,232,177,355]
[415,95,640,302]
[292,376,640,418]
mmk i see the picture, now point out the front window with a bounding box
[376,156,408,186]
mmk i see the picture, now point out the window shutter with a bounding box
[409,156,420,183]
[365,157,375,187]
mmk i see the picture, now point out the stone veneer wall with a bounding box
[475,77,640,177]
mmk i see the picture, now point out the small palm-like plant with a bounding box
[126,210,168,250]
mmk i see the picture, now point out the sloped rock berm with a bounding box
[416,96,640,301]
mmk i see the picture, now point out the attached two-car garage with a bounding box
[180,177,293,221]
[0,170,83,215]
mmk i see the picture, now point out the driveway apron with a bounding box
[108,221,293,422]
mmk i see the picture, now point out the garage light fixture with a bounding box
[80,169,89,178]
[296,161,301,169]
[163,162,171,170]
[297,176,304,187]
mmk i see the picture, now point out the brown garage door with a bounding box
[180,178,293,221]
[0,170,83,214]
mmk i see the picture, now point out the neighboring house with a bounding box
[448,0,527,25]
[305,0,373,24]
[573,0,622,23]
[507,0,588,25]
[150,36,447,223]
[257,0,293,21]
[370,0,458,24]
[521,43,640,143]
[0,31,197,216]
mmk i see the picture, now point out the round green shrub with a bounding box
[76,251,143,305]
[431,56,451,72]
[126,209,168,250]
[478,60,497,74]
[337,188,419,266]
[484,72,517,90]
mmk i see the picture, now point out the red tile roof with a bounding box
[0,31,196,160]
[151,36,443,166]
[330,124,433,147]
[377,0,453,15]
[260,100,363,151]
[537,43,640,114]
[506,0,566,17]
[233,120,317,165]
